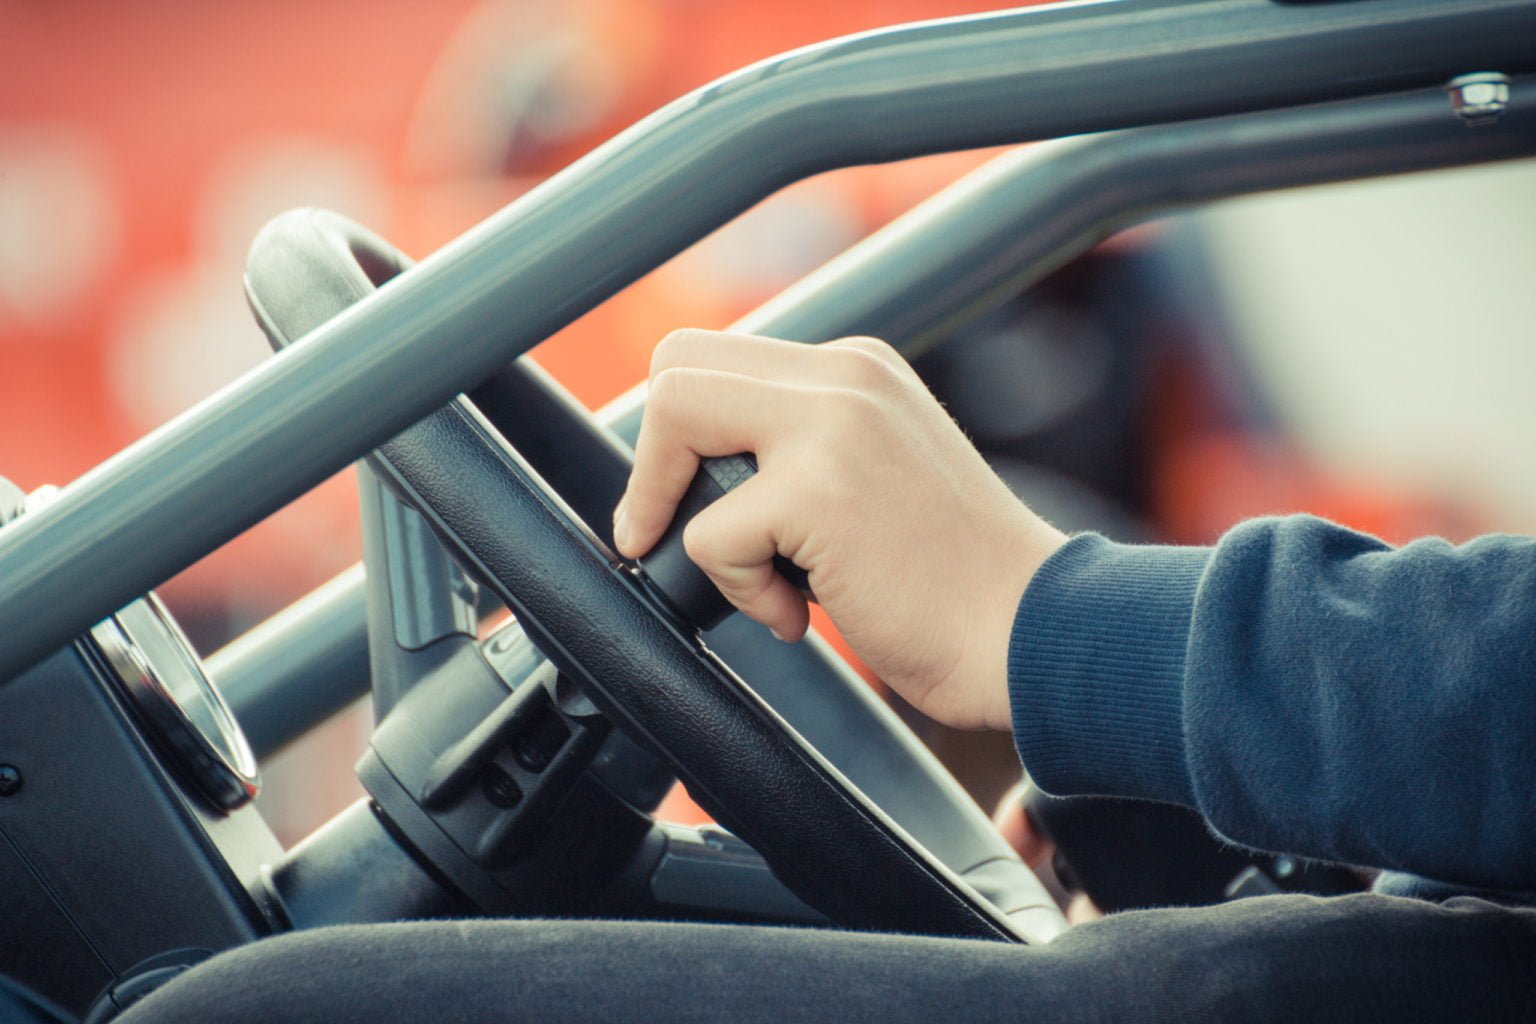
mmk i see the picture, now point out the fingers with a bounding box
[992,781,1055,868]
[616,330,916,615]
[681,474,811,641]
[616,368,806,557]
[651,328,912,394]
[650,328,822,379]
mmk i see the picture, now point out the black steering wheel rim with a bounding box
[243,207,1065,943]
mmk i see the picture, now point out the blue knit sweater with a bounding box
[1008,516,1536,891]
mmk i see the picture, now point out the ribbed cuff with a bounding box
[1008,533,1210,807]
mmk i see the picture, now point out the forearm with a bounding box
[1010,518,1536,890]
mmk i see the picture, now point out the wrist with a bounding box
[972,514,1069,732]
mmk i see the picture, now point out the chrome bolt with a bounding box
[1446,72,1511,127]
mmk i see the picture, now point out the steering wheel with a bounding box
[242,208,1065,943]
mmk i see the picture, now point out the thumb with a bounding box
[681,475,811,641]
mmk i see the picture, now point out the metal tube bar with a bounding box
[738,83,1536,357]
[3,0,1532,681]
[209,566,369,760]
[209,79,1536,755]
[605,77,1536,438]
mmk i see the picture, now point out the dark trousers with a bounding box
[126,894,1536,1022]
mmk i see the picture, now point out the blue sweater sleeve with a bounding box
[1009,517,1536,891]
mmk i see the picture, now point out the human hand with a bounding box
[992,780,1102,924]
[613,329,1066,731]
[992,780,1054,868]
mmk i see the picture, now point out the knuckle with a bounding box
[836,335,900,364]
[819,386,886,436]
[647,366,695,417]
[836,335,920,388]
[832,347,895,391]
[721,568,774,607]
[825,337,909,394]
[681,517,722,567]
[651,328,705,376]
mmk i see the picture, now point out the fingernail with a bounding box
[769,628,785,641]
[612,498,631,551]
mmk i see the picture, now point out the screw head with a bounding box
[1446,72,1511,127]
[481,766,522,809]
[0,764,22,796]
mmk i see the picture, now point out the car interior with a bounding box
[0,1,1533,1020]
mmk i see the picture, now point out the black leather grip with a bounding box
[638,454,812,631]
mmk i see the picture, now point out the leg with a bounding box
[125,894,1536,1023]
